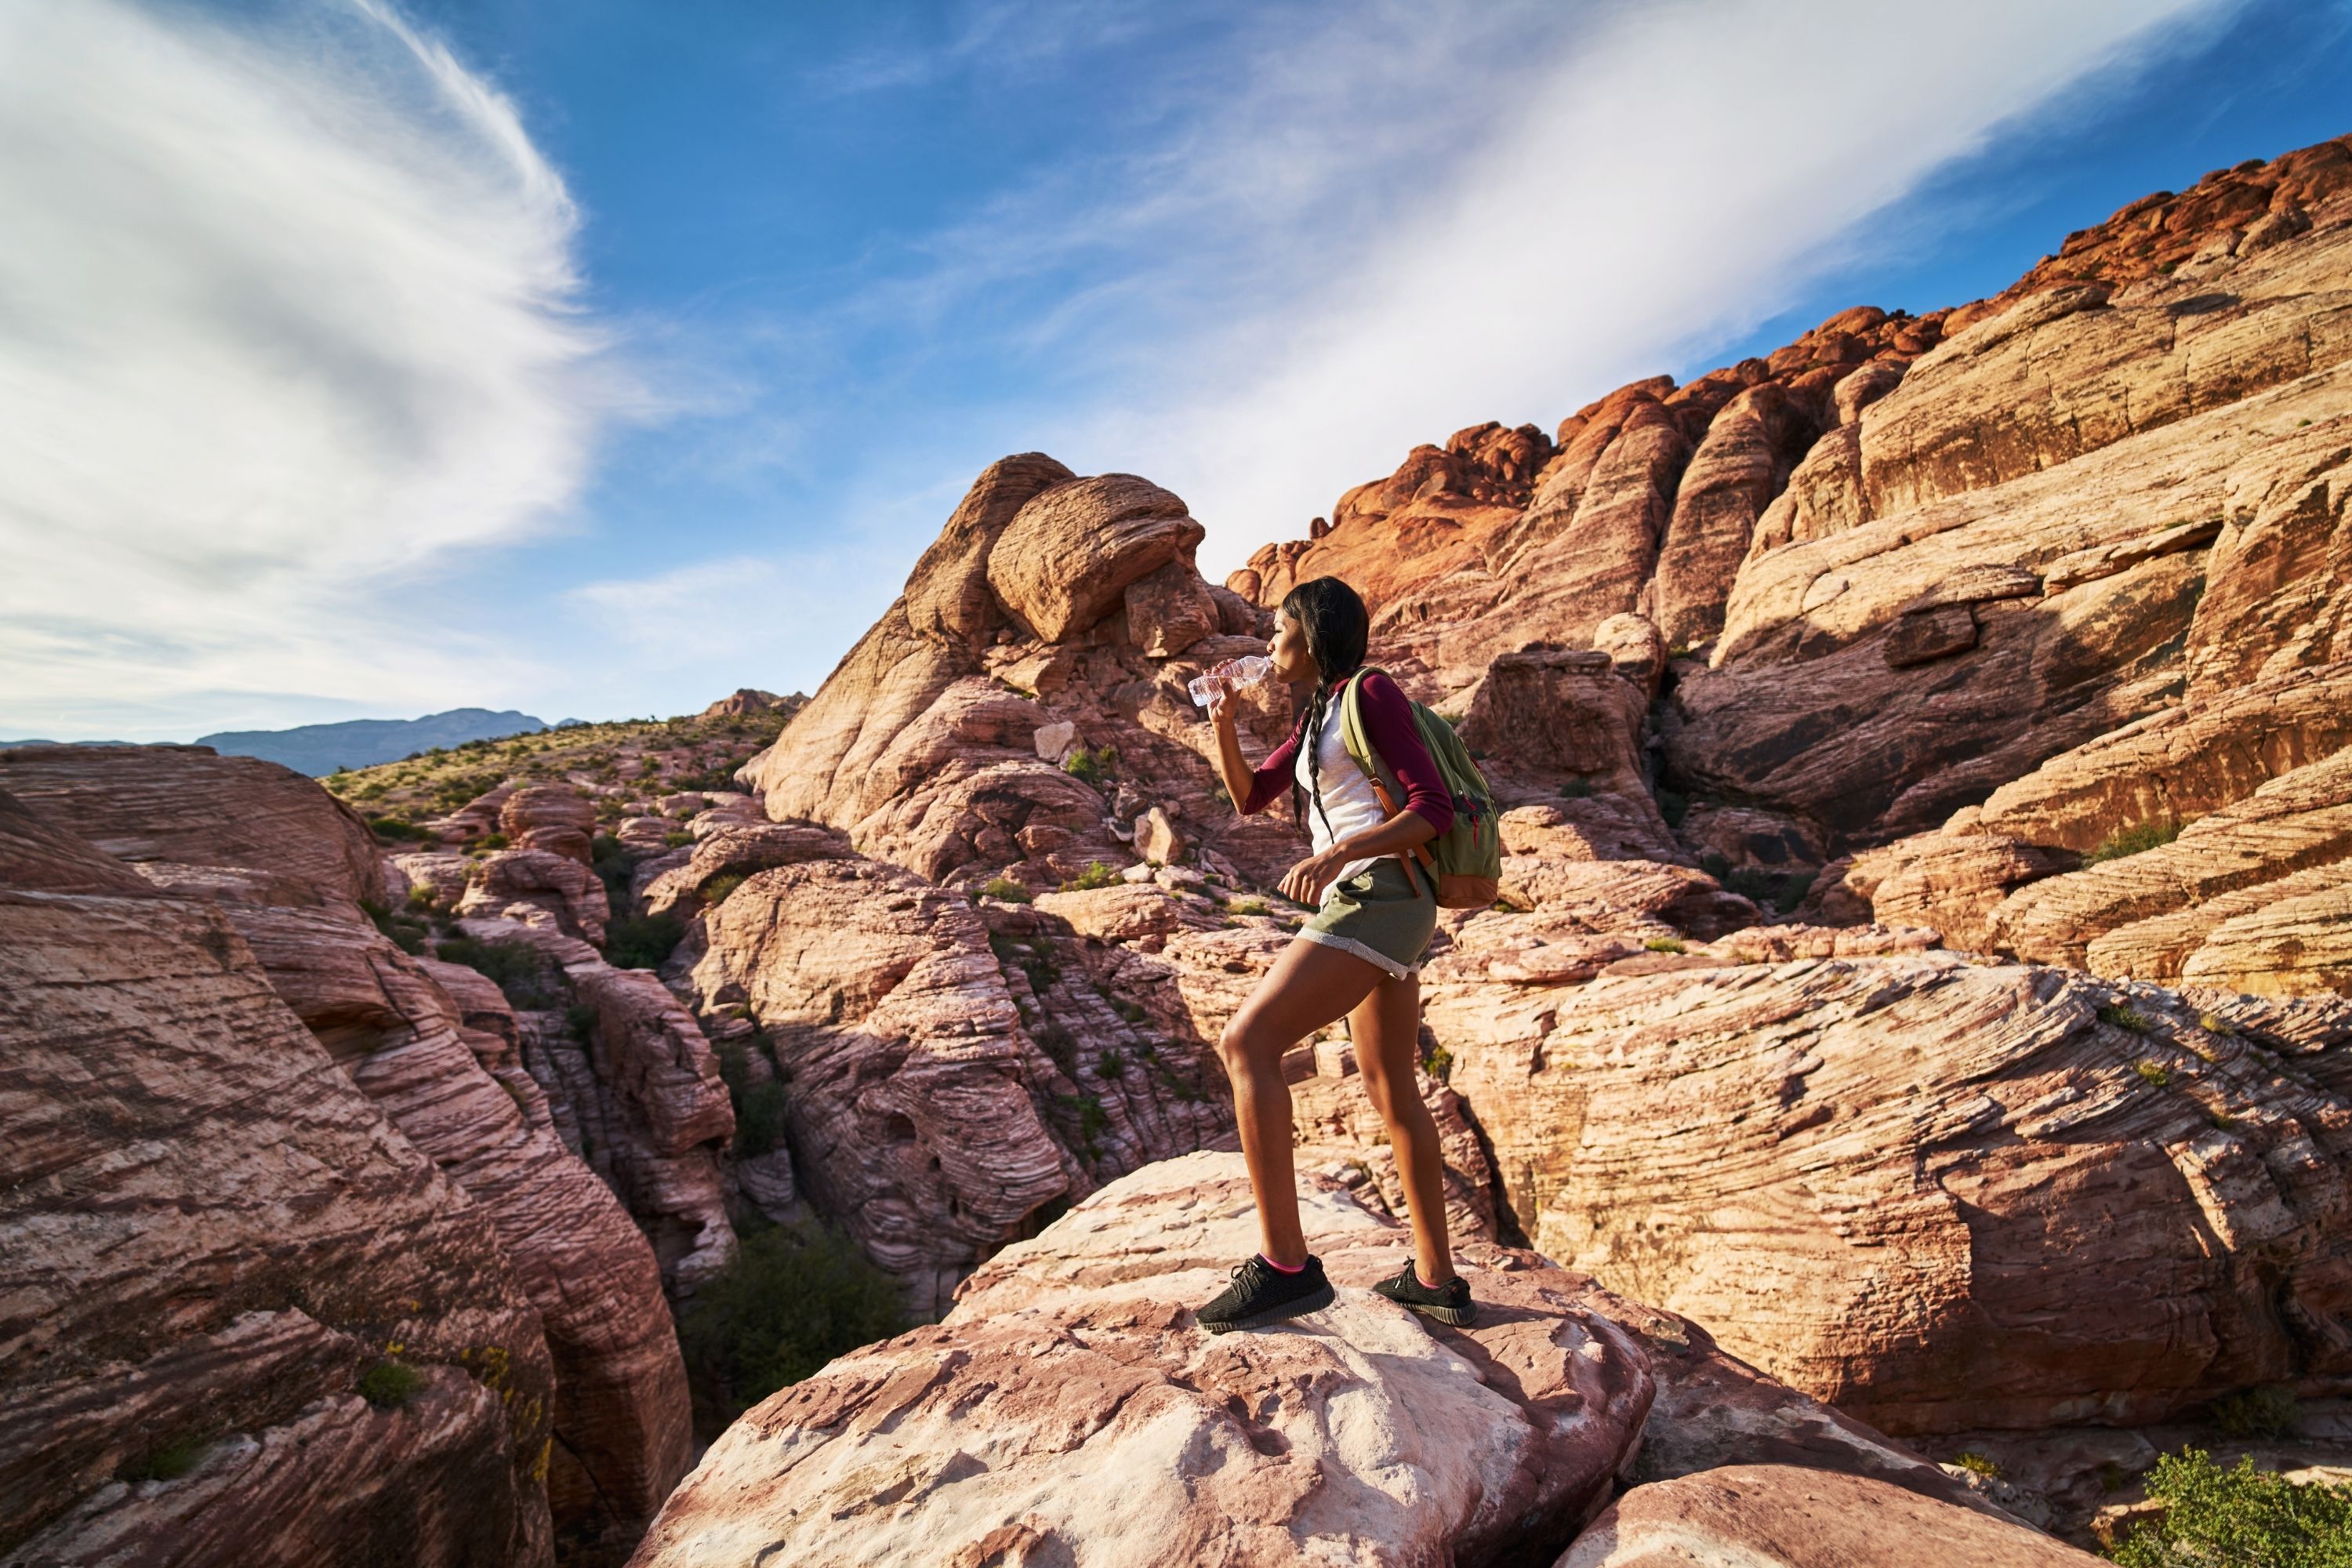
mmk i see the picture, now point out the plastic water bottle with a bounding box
[1188,655,1273,708]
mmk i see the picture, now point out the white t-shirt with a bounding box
[1295,695,1387,887]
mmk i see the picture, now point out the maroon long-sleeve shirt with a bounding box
[1239,670,1455,836]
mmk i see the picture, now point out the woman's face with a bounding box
[1269,608,1318,684]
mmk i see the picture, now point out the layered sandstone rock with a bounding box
[738,456,1298,895]
[0,750,698,1564]
[458,920,739,1294]
[502,784,598,864]
[1421,946,2352,1435]
[630,1153,1656,1568]
[0,794,557,1566]
[225,907,695,1563]
[635,1153,2013,1567]
[460,846,612,944]
[0,743,384,908]
[1555,1465,2099,1567]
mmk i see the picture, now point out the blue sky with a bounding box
[2,0,2347,741]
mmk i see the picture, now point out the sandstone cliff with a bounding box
[0,751,699,1566]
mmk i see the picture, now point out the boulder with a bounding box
[1434,949,2352,1434]
[902,452,1076,647]
[460,847,612,945]
[1555,1465,2098,1566]
[632,1153,1656,1568]
[501,784,597,865]
[985,474,1204,643]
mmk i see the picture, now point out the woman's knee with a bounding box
[1216,1016,1262,1075]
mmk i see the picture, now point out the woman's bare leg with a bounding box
[1351,971,1455,1286]
[1216,938,1385,1267]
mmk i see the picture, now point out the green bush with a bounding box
[981,877,1032,903]
[2212,1385,2299,1441]
[678,1222,906,1434]
[1063,746,1117,786]
[1954,1450,2001,1478]
[368,815,432,843]
[665,829,695,848]
[119,1437,208,1483]
[2102,1003,2156,1034]
[2085,819,2184,866]
[360,898,430,956]
[1421,1040,1454,1082]
[1644,937,1686,954]
[700,872,747,907]
[435,936,554,1007]
[357,1358,423,1410]
[604,912,684,971]
[2135,1059,2172,1087]
[477,832,510,851]
[2108,1448,2352,1566]
[1229,898,1269,916]
[1060,861,1120,891]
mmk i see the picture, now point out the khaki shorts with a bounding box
[1298,859,1436,981]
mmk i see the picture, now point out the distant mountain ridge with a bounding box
[198,707,548,776]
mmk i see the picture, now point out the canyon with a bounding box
[6,133,2352,1565]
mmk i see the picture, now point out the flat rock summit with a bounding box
[8,133,2352,1567]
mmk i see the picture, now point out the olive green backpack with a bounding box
[1336,666,1502,909]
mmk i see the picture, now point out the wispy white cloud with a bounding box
[793,0,2236,573]
[0,0,622,739]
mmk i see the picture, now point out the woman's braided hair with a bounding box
[1278,576,1370,835]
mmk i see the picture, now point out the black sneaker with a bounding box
[1196,1255,1335,1334]
[1373,1261,1478,1326]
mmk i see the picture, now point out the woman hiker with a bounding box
[1192,575,1476,1333]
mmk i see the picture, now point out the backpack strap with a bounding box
[1338,669,1439,893]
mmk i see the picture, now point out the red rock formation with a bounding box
[1557,1465,2100,1566]
[502,784,598,865]
[0,790,558,1566]
[633,1153,2006,1566]
[0,750,700,1564]
[1420,943,2352,1436]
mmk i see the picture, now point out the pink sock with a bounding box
[1260,1253,1305,1274]
[1417,1268,1446,1290]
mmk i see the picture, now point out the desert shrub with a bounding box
[357,1359,423,1409]
[713,1036,790,1158]
[989,933,1061,994]
[360,898,430,956]
[119,1437,208,1483]
[604,913,684,971]
[2086,819,2184,866]
[665,829,695,848]
[700,873,747,907]
[1954,1450,2001,1478]
[435,936,554,1007]
[678,1222,906,1435]
[2102,1003,2156,1033]
[1644,937,1686,954]
[1063,746,1117,785]
[1096,1047,1125,1076]
[981,877,1032,903]
[2108,1448,2352,1566]
[405,883,437,912]
[2135,1059,2172,1087]
[2211,1385,2299,1441]
[1559,778,1595,800]
[1032,1022,1078,1076]
[2198,1011,2240,1038]
[1774,868,1819,914]
[1421,1040,1454,1082]
[564,1002,599,1044]
[1229,898,1269,916]
[1115,1000,1148,1024]
[1054,1092,1109,1156]
[368,815,431,843]
[1061,861,1120,891]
